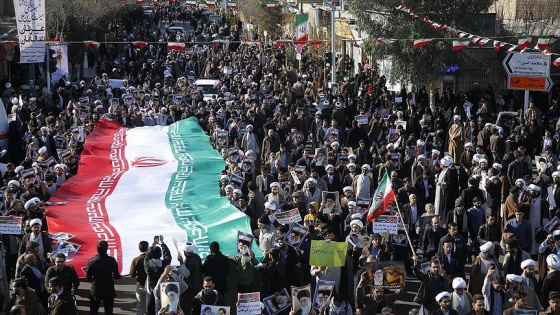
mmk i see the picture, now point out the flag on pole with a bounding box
[84,41,101,50]
[376,38,397,44]
[553,57,560,68]
[266,1,275,9]
[227,1,237,8]
[205,0,216,6]
[452,38,470,51]
[493,41,502,51]
[295,14,309,45]
[366,171,395,222]
[413,39,432,49]
[186,0,197,5]
[517,36,532,50]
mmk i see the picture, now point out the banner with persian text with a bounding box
[13,0,46,63]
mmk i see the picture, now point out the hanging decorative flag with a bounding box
[212,39,229,46]
[478,38,491,46]
[452,38,470,51]
[274,39,292,48]
[294,14,309,45]
[413,39,432,49]
[458,32,469,38]
[266,1,275,9]
[2,41,18,46]
[84,41,101,50]
[470,36,481,44]
[308,40,323,46]
[553,57,560,68]
[541,49,551,55]
[493,41,502,51]
[506,45,516,53]
[227,1,236,8]
[205,0,216,6]
[186,0,197,5]
[376,38,397,44]
[136,0,143,3]
[517,36,532,50]
[168,42,186,51]
[536,36,552,50]
[133,41,148,48]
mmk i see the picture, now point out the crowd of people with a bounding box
[0,1,560,315]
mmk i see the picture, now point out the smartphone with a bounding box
[154,235,160,242]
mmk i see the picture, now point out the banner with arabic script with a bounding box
[14,0,46,63]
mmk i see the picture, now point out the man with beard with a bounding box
[412,256,451,314]
[36,127,58,160]
[47,277,77,315]
[451,278,472,315]
[542,254,560,307]
[502,239,530,276]
[503,291,533,315]
[434,292,458,315]
[434,156,459,218]
[323,164,342,194]
[541,291,560,315]
[293,289,313,315]
[504,274,541,310]
[241,125,260,156]
[161,282,181,314]
[465,294,489,315]
[481,268,508,315]
[86,240,122,315]
[192,277,225,315]
[356,270,404,315]
[468,242,502,296]
[520,259,540,295]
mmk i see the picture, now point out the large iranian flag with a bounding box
[366,171,395,222]
[46,118,252,277]
[295,14,309,45]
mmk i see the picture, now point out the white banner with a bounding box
[14,0,47,63]
[49,44,69,83]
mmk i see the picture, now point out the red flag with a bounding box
[413,39,432,49]
[553,57,560,68]
[133,41,148,48]
[84,41,101,50]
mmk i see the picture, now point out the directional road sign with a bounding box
[508,75,553,92]
[502,52,551,77]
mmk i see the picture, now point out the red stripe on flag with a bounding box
[366,190,395,222]
[46,119,127,277]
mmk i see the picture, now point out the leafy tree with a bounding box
[238,0,285,38]
[349,0,493,84]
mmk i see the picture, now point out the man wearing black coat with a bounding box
[47,276,77,315]
[423,216,448,259]
[144,236,171,315]
[86,240,122,315]
[202,241,230,295]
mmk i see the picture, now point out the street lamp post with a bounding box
[324,0,336,86]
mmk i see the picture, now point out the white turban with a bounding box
[348,154,356,159]
[464,142,473,148]
[54,164,65,170]
[331,141,340,148]
[521,259,536,269]
[441,156,453,167]
[416,139,425,146]
[306,178,317,185]
[492,163,502,169]
[347,163,356,169]
[182,242,196,253]
[233,189,242,195]
[325,164,334,171]
[417,154,426,160]
[347,201,356,207]
[452,277,467,289]
[528,184,541,192]
[453,115,461,121]
[14,166,24,174]
[506,274,523,283]
[270,182,281,188]
[547,254,560,269]
[264,202,277,211]
[350,220,363,229]
[362,164,371,171]
[480,241,494,253]
[24,199,38,211]
[435,292,451,302]
[343,186,353,192]
[38,146,47,155]
[8,180,20,188]
[431,149,440,155]
[29,218,42,226]
[479,158,488,164]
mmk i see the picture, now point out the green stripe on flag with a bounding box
[165,117,256,259]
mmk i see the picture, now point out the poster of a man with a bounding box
[160,282,182,315]
[312,280,334,310]
[200,305,231,315]
[291,286,313,315]
[50,44,69,83]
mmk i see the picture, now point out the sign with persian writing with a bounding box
[0,216,22,235]
[14,0,46,63]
